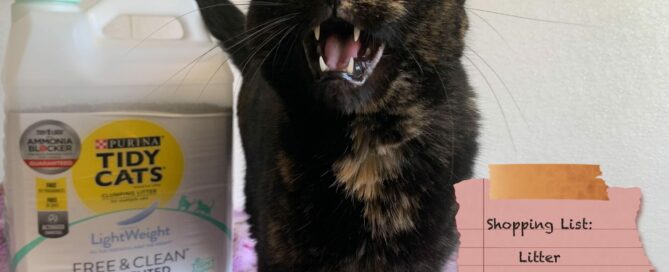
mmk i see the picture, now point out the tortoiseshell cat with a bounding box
[198,0,478,270]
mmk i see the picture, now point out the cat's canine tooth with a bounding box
[347,58,354,74]
[354,27,361,42]
[319,56,328,72]
[314,25,321,41]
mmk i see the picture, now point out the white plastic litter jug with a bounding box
[2,0,236,271]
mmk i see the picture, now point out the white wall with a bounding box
[465,0,668,268]
[2,0,667,268]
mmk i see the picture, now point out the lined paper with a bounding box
[453,165,655,272]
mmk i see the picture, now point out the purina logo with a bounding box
[91,135,165,188]
[95,136,162,150]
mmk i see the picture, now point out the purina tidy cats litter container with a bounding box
[1,0,236,271]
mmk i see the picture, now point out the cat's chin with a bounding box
[314,78,372,113]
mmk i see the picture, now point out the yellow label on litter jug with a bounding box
[72,120,184,213]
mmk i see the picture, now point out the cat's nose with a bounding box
[330,0,354,24]
[327,0,341,7]
[328,0,342,17]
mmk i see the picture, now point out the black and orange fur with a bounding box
[198,0,478,270]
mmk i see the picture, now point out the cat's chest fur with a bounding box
[269,106,461,271]
[239,61,476,271]
[279,116,423,238]
[275,70,435,235]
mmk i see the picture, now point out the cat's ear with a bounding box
[196,0,248,67]
[196,0,245,42]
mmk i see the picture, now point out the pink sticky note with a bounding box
[454,179,655,272]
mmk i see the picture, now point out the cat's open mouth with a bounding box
[304,19,385,85]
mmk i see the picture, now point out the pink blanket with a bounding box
[0,194,9,272]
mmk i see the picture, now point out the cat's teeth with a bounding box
[354,27,361,42]
[319,56,328,72]
[314,25,321,41]
[347,58,355,74]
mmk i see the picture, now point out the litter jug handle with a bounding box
[86,0,212,43]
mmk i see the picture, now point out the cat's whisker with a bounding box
[239,16,298,75]
[247,24,296,81]
[145,14,295,100]
[232,23,293,94]
[376,23,418,70]
[280,28,303,70]
[199,17,298,99]
[194,15,297,99]
[262,25,298,81]
[139,44,220,102]
[269,24,299,73]
[173,47,222,95]
[465,46,528,126]
[124,1,289,56]
[215,13,300,66]
[400,42,424,76]
[433,65,458,180]
[463,54,518,152]
[465,7,596,27]
[196,59,227,100]
[467,10,514,53]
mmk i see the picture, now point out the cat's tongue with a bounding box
[324,35,361,71]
